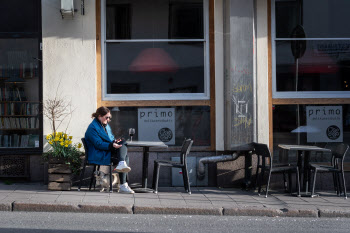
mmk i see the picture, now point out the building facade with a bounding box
[0,0,349,188]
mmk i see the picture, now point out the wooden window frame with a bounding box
[96,0,216,150]
[268,0,350,166]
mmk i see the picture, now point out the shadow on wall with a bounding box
[42,0,96,40]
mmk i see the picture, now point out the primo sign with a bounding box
[306,106,343,142]
[138,108,175,145]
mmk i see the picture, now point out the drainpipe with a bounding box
[197,152,239,180]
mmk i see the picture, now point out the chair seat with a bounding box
[310,163,339,172]
[154,159,183,167]
[270,165,298,173]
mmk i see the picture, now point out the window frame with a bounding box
[271,0,350,99]
[101,0,210,101]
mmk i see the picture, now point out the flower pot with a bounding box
[47,155,72,191]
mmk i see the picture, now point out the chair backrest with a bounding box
[81,138,89,162]
[253,142,272,167]
[180,139,193,165]
[326,143,349,167]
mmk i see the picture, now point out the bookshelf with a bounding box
[0,74,40,150]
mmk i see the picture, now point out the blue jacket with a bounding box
[84,118,115,165]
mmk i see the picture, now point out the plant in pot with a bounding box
[43,89,83,190]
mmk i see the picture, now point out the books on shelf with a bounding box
[0,103,39,116]
[0,134,39,148]
[0,116,39,129]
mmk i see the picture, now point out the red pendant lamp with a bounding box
[129,48,179,73]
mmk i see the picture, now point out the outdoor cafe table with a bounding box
[278,144,331,197]
[126,140,168,193]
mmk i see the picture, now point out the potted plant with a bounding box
[42,86,83,190]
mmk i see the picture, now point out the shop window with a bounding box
[103,0,209,100]
[0,0,42,154]
[106,4,131,39]
[272,0,350,98]
[273,104,350,163]
[0,0,39,33]
[107,106,210,146]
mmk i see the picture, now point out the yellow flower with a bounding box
[64,134,67,139]
[77,143,82,149]
[60,142,64,146]
[48,141,53,145]
[68,141,72,145]
[69,136,73,140]
[58,132,62,136]
[65,144,68,147]
[60,138,64,142]
[54,137,60,141]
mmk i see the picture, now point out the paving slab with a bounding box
[1,183,350,218]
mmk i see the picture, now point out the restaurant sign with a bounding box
[306,106,343,142]
[138,108,175,145]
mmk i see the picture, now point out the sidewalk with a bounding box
[0,183,350,218]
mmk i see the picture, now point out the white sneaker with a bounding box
[119,183,135,194]
[114,161,131,173]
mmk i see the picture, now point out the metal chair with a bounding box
[152,139,193,194]
[78,138,113,192]
[310,143,349,199]
[254,143,300,198]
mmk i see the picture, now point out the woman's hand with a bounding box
[112,143,122,149]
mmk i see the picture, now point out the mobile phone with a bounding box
[117,140,125,145]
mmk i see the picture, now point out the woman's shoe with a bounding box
[119,182,134,194]
[114,161,131,173]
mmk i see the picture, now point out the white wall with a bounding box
[42,0,97,147]
[256,0,269,144]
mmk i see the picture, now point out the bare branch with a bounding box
[43,82,75,134]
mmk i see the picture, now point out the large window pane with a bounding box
[0,0,39,33]
[273,104,350,163]
[275,0,350,38]
[106,42,204,94]
[276,40,350,92]
[106,0,204,40]
[0,39,40,148]
[108,106,210,146]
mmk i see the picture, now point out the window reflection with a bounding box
[273,104,350,162]
[106,0,204,40]
[108,106,210,146]
[275,0,350,38]
[276,40,350,92]
[106,42,204,94]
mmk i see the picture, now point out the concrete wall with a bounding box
[215,0,225,151]
[256,0,269,145]
[42,0,97,147]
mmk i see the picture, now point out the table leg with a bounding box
[297,150,303,188]
[296,150,317,197]
[243,151,252,190]
[303,151,310,193]
[142,146,149,188]
[133,146,153,193]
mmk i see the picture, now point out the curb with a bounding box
[12,201,133,214]
[0,201,12,211]
[134,205,223,216]
[0,201,349,218]
[319,208,350,218]
[223,207,318,218]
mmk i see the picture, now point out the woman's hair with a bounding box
[92,106,110,118]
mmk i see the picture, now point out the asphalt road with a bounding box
[0,212,350,233]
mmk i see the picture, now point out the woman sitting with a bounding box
[85,106,134,194]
